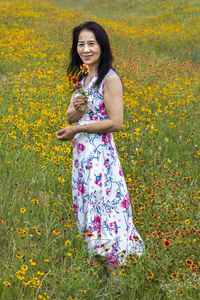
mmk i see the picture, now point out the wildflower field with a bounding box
[0,0,200,299]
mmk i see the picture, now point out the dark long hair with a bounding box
[67,21,115,89]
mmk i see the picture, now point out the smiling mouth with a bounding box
[83,55,92,58]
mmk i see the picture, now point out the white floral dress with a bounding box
[72,69,144,264]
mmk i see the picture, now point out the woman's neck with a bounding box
[88,65,98,77]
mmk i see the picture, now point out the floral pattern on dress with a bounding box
[72,70,144,264]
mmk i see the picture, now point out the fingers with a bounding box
[56,127,75,141]
[56,129,64,136]
[56,129,65,139]
[73,97,87,111]
[74,95,87,100]
[73,96,87,104]
[73,98,87,105]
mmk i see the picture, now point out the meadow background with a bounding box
[0,0,200,299]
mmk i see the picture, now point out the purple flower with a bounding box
[99,102,106,116]
[121,193,130,210]
[102,133,111,144]
[119,167,123,176]
[93,216,101,233]
[77,143,85,154]
[78,180,85,194]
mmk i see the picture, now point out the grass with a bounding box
[0,0,200,299]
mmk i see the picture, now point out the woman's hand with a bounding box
[72,95,87,112]
[66,94,88,123]
[56,126,77,141]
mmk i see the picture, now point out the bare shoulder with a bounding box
[104,72,122,90]
[105,72,121,83]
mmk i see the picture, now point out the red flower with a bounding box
[185,259,193,265]
[163,239,171,247]
[71,76,79,85]
[171,272,178,278]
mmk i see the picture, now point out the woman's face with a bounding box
[77,29,101,70]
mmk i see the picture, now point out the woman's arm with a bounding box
[56,74,123,140]
[66,93,87,124]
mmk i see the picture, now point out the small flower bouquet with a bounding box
[68,64,95,112]
[68,64,91,98]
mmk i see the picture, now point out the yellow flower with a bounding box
[37,271,45,276]
[16,270,25,280]
[21,265,28,271]
[65,240,71,247]
[16,254,25,258]
[22,280,30,286]
[29,259,36,266]
[35,229,41,235]
[20,207,26,213]
[52,229,61,236]
[67,253,72,257]
[58,177,65,183]
[185,219,190,226]
[31,198,39,204]
[3,281,11,286]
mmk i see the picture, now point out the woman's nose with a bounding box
[83,44,90,52]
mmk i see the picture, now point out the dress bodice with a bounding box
[76,69,117,125]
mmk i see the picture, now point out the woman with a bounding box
[56,21,144,276]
